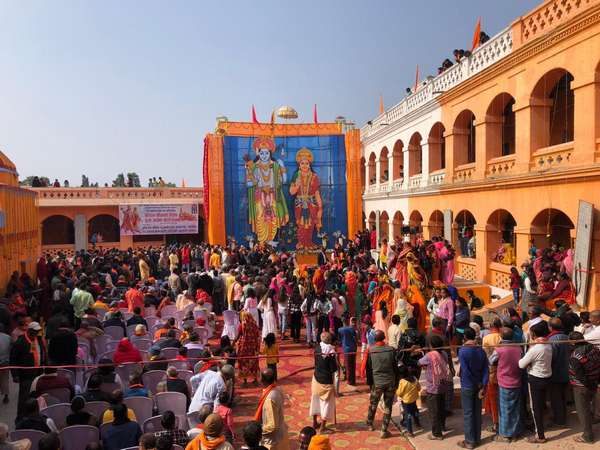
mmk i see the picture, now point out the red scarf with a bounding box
[254,382,277,421]
[360,342,385,377]
[198,432,226,450]
[432,329,445,335]
[490,329,500,334]
[546,331,561,340]
[199,361,218,373]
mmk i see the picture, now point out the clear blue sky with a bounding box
[1,0,540,187]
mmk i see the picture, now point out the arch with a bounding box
[531,208,575,250]
[531,69,575,149]
[487,209,517,262]
[428,122,446,172]
[42,215,75,246]
[486,93,516,159]
[379,146,389,183]
[455,210,477,257]
[392,211,405,239]
[379,211,390,241]
[408,132,423,177]
[428,210,444,238]
[367,211,377,230]
[392,140,404,181]
[88,214,120,244]
[453,110,476,165]
[360,156,366,190]
[367,153,376,186]
[409,210,423,230]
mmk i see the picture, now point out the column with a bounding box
[571,74,600,166]
[74,214,87,252]
[474,224,491,284]
[475,116,504,178]
[513,98,553,172]
[375,158,381,189]
[420,142,430,185]
[388,220,395,243]
[375,210,381,246]
[364,161,370,192]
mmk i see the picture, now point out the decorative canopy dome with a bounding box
[0,151,19,186]
[277,106,298,119]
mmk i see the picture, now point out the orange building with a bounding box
[31,186,206,258]
[0,152,39,295]
[361,0,600,310]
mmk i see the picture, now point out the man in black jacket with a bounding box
[10,322,46,422]
[309,332,337,435]
[48,325,77,367]
[364,330,399,439]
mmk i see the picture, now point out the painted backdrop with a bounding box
[223,134,347,250]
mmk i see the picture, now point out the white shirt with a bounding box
[518,341,553,378]
[188,370,226,412]
[584,325,600,348]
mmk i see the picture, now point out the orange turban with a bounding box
[308,435,332,450]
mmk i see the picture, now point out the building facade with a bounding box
[361,0,600,310]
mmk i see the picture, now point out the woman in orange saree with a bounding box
[372,283,393,316]
[345,271,358,319]
[313,268,325,292]
[406,284,427,332]
[406,252,428,296]
[428,244,441,284]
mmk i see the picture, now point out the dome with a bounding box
[0,151,19,187]
[277,106,298,119]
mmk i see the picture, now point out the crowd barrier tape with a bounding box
[0,337,592,371]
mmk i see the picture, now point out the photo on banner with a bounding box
[119,203,198,235]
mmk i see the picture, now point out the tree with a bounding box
[126,172,141,187]
[81,175,90,187]
[165,182,176,187]
[20,176,50,187]
[113,173,126,187]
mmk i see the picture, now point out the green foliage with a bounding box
[81,175,90,187]
[113,173,126,187]
[126,172,141,187]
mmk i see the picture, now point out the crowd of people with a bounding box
[0,233,599,449]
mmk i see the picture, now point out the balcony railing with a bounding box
[428,171,446,186]
[29,187,203,201]
[361,26,513,140]
[487,154,516,177]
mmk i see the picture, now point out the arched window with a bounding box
[408,133,423,177]
[453,110,477,165]
[42,215,75,245]
[428,123,446,172]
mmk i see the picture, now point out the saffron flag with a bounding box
[414,65,419,93]
[182,177,186,188]
[252,104,260,125]
[270,108,275,125]
[471,16,481,52]
[380,95,383,115]
[314,104,318,123]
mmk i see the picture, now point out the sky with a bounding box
[1,0,541,187]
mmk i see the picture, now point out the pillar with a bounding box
[477,116,504,176]
[375,158,381,188]
[443,129,470,182]
[375,210,381,247]
[74,214,87,252]
[474,224,492,284]
[421,142,430,184]
[513,98,552,172]
[388,220,395,243]
[571,74,600,166]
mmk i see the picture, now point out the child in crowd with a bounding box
[260,333,280,381]
[509,267,521,309]
[396,365,421,437]
[215,391,235,444]
[176,346,192,371]
[361,316,374,360]
[466,289,484,311]
[220,335,237,368]
[180,324,194,344]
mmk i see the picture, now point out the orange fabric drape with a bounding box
[471,16,481,51]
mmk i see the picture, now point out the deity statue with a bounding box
[244,137,289,244]
[289,148,323,250]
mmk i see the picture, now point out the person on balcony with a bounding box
[53,179,60,187]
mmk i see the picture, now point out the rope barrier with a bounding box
[1,336,593,371]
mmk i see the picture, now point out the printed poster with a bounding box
[119,203,198,235]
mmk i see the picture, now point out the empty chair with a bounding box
[85,401,110,419]
[139,350,150,362]
[124,396,153,426]
[94,334,114,356]
[95,308,108,321]
[193,309,209,323]
[57,369,76,388]
[115,363,142,388]
[144,307,157,318]
[183,303,195,313]
[145,316,159,330]
[142,415,164,433]
[98,350,116,362]
[194,327,209,345]
[169,360,190,371]
[132,339,153,352]
[177,370,194,383]
[186,347,204,359]
[160,305,176,317]
[41,403,72,428]
[59,425,100,450]
[186,411,201,429]
[122,312,133,320]
[105,341,120,352]
[103,326,125,341]
[41,387,71,403]
[152,323,165,337]
[173,310,187,326]
[142,370,167,395]
[222,310,239,341]
[160,347,179,360]
[10,430,46,449]
[155,392,187,431]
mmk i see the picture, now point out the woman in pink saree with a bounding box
[560,248,574,279]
